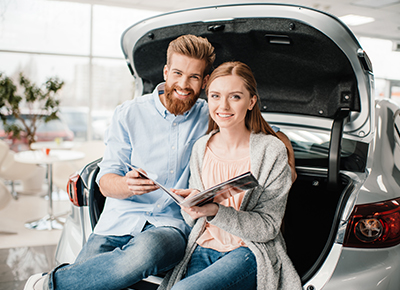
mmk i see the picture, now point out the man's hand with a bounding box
[125,169,159,196]
[99,169,158,199]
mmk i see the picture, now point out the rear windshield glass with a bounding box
[284,129,368,172]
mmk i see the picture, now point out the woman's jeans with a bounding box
[171,245,257,290]
[44,223,186,290]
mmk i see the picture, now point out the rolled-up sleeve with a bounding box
[96,104,132,183]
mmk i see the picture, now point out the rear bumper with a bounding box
[309,244,400,290]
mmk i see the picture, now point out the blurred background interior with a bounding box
[0,0,399,289]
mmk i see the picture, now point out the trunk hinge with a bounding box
[328,108,350,190]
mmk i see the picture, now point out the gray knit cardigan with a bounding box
[159,131,302,290]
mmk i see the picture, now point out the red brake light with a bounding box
[67,172,81,207]
[344,197,400,248]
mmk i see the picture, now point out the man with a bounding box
[25,34,215,290]
[25,34,295,290]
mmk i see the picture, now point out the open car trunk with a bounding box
[284,172,353,282]
[119,3,372,286]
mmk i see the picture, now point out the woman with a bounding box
[159,61,302,290]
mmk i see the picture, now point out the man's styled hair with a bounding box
[166,34,216,76]
[205,61,278,137]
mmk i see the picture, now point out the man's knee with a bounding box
[138,226,186,251]
[131,226,186,271]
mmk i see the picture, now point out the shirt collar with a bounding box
[154,83,168,118]
[153,82,197,121]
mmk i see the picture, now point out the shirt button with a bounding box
[173,123,177,126]
[157,204,161,208]
[172,146,175,150]
[170,170,174,174]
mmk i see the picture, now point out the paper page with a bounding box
[180,172,259,208]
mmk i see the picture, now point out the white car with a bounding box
[56,3,400,290]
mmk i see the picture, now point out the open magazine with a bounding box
[125,163,259,207]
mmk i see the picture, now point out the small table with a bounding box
[31,141,75,150]
[15,150,85,230]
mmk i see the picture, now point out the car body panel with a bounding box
[55,206,91,265]
[321,245,400,290]
[356,99,400,204]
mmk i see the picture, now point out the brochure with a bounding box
[124,163,259,207]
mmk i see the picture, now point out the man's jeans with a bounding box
[44,223,186,290]
[171,245,257,290]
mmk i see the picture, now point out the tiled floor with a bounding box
[0,245,57,290]
[0,182,70,290]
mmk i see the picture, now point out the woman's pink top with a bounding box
[196,146,251,252]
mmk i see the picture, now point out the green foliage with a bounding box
[0,72,64,147]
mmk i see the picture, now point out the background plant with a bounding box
[0,72,64,148]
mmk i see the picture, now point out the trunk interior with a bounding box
[283,171,352,282]
[126,16,360,119]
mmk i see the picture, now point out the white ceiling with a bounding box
[63,0,400,42]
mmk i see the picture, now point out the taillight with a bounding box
[343,197,400,248]
[67,172,81,207]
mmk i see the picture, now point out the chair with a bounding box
[0,180,12,211]
[52,141,105,193]
[0,141,13,208]
[0,140,9,165]
[0,149,43,199]
[0,180,16,235]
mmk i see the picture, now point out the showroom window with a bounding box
[360,37,400,106]
[1,1,400,141]
[0,0,159,141]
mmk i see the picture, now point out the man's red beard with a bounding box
[164,83,199,115]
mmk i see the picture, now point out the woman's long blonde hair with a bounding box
[205,61,277,137]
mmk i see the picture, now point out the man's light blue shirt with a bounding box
[95,83,209,237]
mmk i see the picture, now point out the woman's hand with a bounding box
[171,188,198,198]
[181,203,219,220]
[213,187,242,203]
[171,188,219,220]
